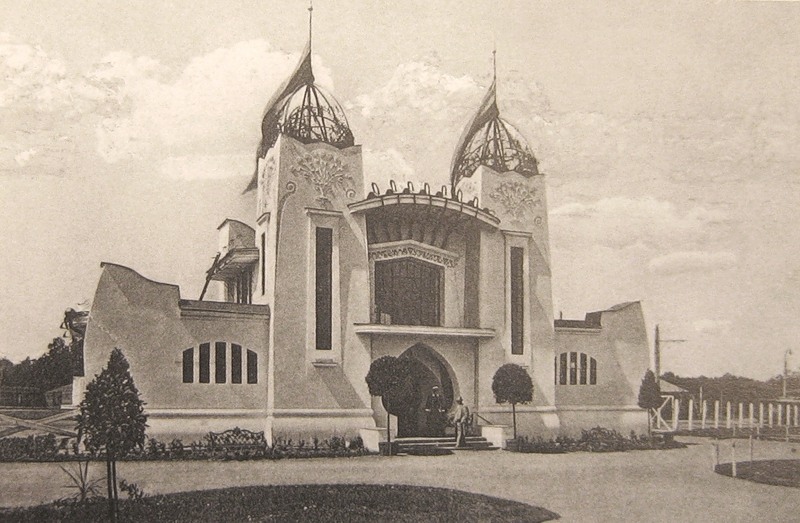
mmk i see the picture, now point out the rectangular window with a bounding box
[215,342,226,383]
[590,358,597,385]
[261,232,266,295]
[199,343,210,383]
[559,352,568,385]
[315,227,333,350]
[374,258,442,326]
[510,247,524,355]
[569,352,578,385]
[579,353,587,385]
[247,350,258,384]
[231,344,242,384]
[182,348,193,383]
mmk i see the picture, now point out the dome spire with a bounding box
[308,0,313,50]
[450,51,539,189]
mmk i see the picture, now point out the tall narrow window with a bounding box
[231,344,242,384]
[590,358,597,385]
[315,227,333,350]
[510,247,525,355]
[569,352,578,385]
[199,343,210,383]
[182,348,193,383]
[215,342,226,383]
[260,232,266,295]
[559,352,568,385]
[247,350,258,384]
[579,353,588,385]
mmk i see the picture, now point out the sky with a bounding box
[1,1,799,379]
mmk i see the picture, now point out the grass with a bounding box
[0,484,559,522]
[715,459,800,488]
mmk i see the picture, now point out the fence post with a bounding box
[726,402,732,429]
[769,403,774,427]
[778,403,783,426]
[688,398,694,431]
[702,400,708,429]
[749,435,753,463]
[712,440,719,471]
[739,401,744,429]
[759,403,765,427]
[731,441,737,478]
[787,426,790,443]
[786,404,792,427]
[673,399,680,431]
[714,400,720,429]
[749,403,754,429]
[795,405,799,427]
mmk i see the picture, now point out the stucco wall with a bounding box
[83,263,270,416]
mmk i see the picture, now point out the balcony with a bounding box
[353,323,495,339]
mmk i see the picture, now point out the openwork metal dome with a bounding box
[277,83,354,149]
[453,115,539,184]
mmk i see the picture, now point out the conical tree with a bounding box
[491,363,533,440]
[77,348,147,521]
[638,369,662,437]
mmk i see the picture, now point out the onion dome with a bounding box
[245,41,354,192]
[450,80,539,189]
[278,83,354,149]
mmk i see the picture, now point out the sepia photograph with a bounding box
[1,1,799,520]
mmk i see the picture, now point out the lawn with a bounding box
[0,484,559,522]
[715,459,800,488]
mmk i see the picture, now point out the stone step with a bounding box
[395,435,498,452]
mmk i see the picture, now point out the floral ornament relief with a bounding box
[291,150,355,203]
[489,181,542,221]
[258,157,276,215]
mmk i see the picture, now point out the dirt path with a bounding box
[2,437,799,521]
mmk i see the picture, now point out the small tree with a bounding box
[491,364,533,440]
[365,356,414,454]
[638,369,662,437]
[77,348,147,521]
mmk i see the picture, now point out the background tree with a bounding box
[365,356,415,453]
[77,348,147,521]
[638,370,662,436]
[491,364,533,440]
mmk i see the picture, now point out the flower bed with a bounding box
[0,430,371,462]
[506,427,686,454]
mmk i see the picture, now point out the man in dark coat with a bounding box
[424,386,446,437]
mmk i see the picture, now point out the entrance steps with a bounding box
[394,435,498,453]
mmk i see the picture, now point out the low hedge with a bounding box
[506,427,686,454]
[0,430,371,462]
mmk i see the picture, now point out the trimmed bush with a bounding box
[505,426,686,454]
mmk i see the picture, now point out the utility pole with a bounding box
[654,324,687,379]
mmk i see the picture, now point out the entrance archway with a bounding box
[396,344,458,438]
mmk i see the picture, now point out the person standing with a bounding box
[452,396,470,448]
[424,386,446,437]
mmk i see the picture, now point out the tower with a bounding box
[245,23,373,441]
[451,64,557,429]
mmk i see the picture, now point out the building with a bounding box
[81,33,651,447]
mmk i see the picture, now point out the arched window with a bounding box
[555,352,597,385]
[181,343,258,384]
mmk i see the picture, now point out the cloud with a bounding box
[158,153,253,181]
[648,251,737,275]
[693,319,732,333]
[550,197,728,250]
[362,148,417,190]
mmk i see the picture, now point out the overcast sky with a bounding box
[1,1,799,379]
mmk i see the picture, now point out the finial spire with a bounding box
[492,47,497,84]
[308,0,313,48]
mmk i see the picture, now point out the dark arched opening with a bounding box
[396,344,457,438]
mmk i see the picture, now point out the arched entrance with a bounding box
[396,344,458,438]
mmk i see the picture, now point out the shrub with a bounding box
[119,479,145,502]
[505,426,686,453]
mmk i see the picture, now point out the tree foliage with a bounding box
[492,364,533,406]
[365,355,415,415]
[637,370,662,410]
[78,348,147,458]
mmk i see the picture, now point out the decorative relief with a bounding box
[257,157,276,215]
[291,150,354,203]
[369,245,458,268]
[488,181,541,220]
